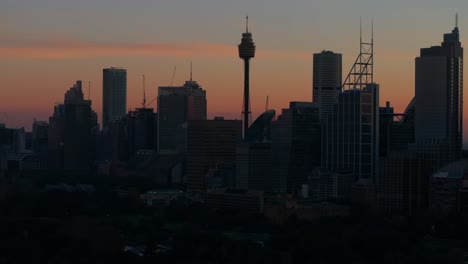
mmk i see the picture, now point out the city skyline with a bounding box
[1,1,468,139]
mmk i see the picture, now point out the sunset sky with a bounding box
[2,0,468,138]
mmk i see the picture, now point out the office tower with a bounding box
[271,102,321,193]
[322,84,379,181]
[49,81,98,171]
[313,51,342,120]
[238,16,256,138]
[379,101,415,157]
[186,119,242,191]
[48,104,65,169]
[322,22,379,186]
[415,22,463,160]
[103,67,127,130]
[158,80,207,154]
[127,108,157,156]
[32,120,49,153]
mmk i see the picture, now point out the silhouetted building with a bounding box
[415,25,463,161]
[32,120,48,153]
[158,80,207,154]
[103,67,127,130]
[430,160,467,215]
[48,104,65,169]
[271,102,321,193]
[49,81,98,171]
[313,50,342,120]
[236,142,272,191]
[0,124,26,154]
[379,101,415,157]
[377,151,428,215]
[127,108,157,156]
[322,84,379,181]
[186,119,242,191]
[244,110,275,143]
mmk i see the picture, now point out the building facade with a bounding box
[313,51,342,120]
[322,84,380,182]
[103,67,127,130]
[415,26,463,161]
[158,80,207,154]
[186,119,242,191]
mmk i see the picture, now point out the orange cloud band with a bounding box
[0,38,309,60]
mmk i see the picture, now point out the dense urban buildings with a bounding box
[102,67,127,130]
[313,51,342,120]
[0,13,467,263]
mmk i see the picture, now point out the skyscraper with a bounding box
[158,80,207,153]
[415,22,463,160]
[271,102,321,193]
[313,51,342,120]
[238,16,256,138]
[49,81,98,171]
[322,84,379,181]
[103,67,127,130]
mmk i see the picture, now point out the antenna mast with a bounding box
[190,61,193,81]
[142,74,146,108]
[342,17,374,91]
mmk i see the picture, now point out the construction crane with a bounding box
[170,66,177,86]
[144,66,177,108]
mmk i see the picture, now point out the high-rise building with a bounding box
[48,104,65,169]
[322,84,380,181]
[415,23,463,160]
[313,51,342,120]
[103,67,127,130]
[186,119,242,191]
[49,81,98,171]
[238,16,256,138]
[127,108,157,156]
[271,102,321,193]
[158,80,207,153]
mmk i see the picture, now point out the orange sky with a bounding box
[0,2,466,140]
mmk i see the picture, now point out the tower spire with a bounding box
[246,15,249,33]
[190,61,193,81]
[142,74,146,108]
[456,12,459,28]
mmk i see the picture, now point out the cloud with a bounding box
[0,36,309,60]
